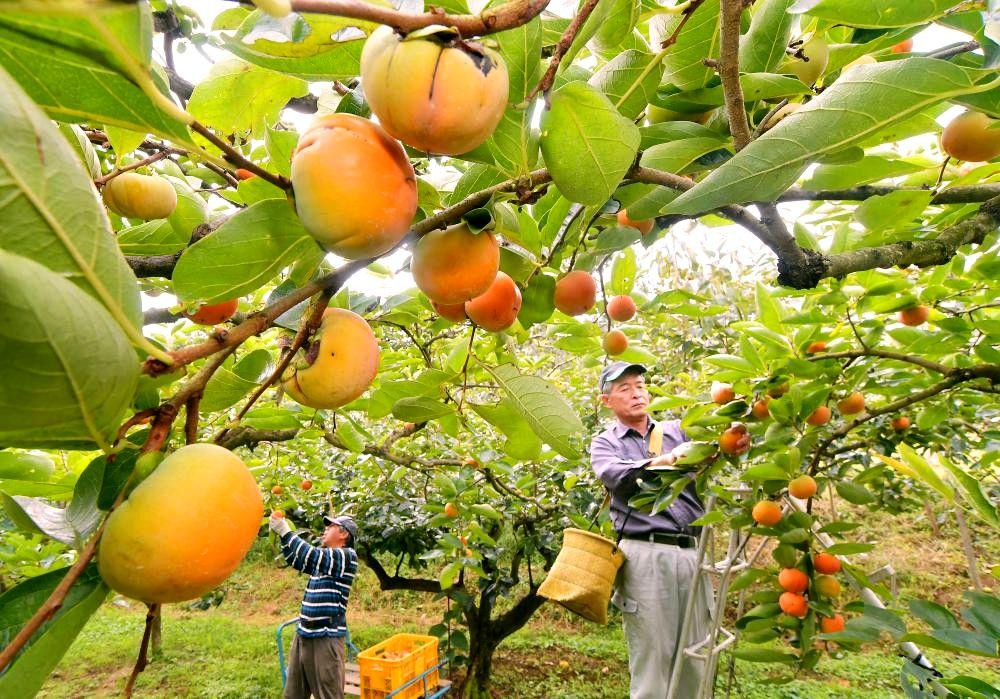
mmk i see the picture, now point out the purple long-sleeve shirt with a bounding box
[590,417,704,538]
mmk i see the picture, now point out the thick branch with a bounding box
[358,549,445,593]
[493,589,546,644]
[526,0,601,99]
[324,428,464,469]
[719,0,750,150]
[217,427,299,450]
[812,349,951,375]
[779,183,1000,205]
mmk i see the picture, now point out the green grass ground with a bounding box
[37,507,998,698]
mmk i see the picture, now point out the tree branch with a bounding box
[718,0,750,150]
[358,549,446,593]
[217,427,299,450]
[526,0,601,100]
[811,349,951,375]
[779,183,1000,205]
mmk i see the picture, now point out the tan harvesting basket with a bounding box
[537,527,626,624]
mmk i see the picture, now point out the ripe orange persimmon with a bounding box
[607,295,637,322]
[185,299,239,325]
[291,113,416,258]
[360,26,508,155]
[271,485,283,495]
[603,330,628,356]
[779,591,809,618]
[281,308,380,410]
[788,475,817,500]
[813,552,841,574]
[814,574,841,597]
[300,479,313,491]
[553,271,597,316]
[719,423,751,456]
[751,500,782,526]
[751,397,770,420]
[807,405,831,426]
[806,340,827,354]
[837,392,865,415]
[235,168,256,180]
[444,502,459,517]
[411,223,500,305]
[433,300,467,323]
[891,38,913,53]
[941,111,1000,162]
[271,509,285,518]
[820,614,846,633]
[778,568,809,593]
[898,305,929,327]
[616,209,653,235]
[711,382,735,404]
[464,272,522,332]
[892,416,911,430]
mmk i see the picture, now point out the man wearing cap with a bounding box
[269,511,359,699]
[592,361,722,699]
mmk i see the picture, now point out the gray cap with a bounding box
[599,361,647,392]
[323,514,358,544]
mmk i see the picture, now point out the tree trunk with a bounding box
[459,635,497,699]
[151,610,162,656]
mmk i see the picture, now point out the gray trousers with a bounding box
[285,634,346,699]
[613,539,714,699]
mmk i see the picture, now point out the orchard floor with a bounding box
[38,507,999,698]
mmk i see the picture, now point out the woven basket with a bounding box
[537,528,626,624]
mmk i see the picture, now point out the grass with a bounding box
[37,506,999,698]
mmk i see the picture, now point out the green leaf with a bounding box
[657,74,808,112]
[901,631,998,658]
[802,156,925,190]
[855,190,934,231]
[0,253,139,451]
[589,50,664,120]
[0,565,108,698]
[470,400,543,461]
[743,463,791,481]
[485,107,538,178]
[0,64,143,333]
[730,647,798,663]
[540,81,641,206]
[187,58,307,139]
[610,248,637,295]
[879,444,955,501]
[391,397,455,423]
[493,14,542,103]
[518,274,556,327]
[938,455,1000,529]
[791,0,965,28]
[173,199,323,303]
[835,481,877,505]
[740,0,796,73]
[483,364,584,459]
[657,0,720,90]
[0,452,55,481]
[0,9,191,144]
[639,136,729,174]
[201,349,272,412]
[909,599,959,631]
[116,220,188,256]
[664,59,999,216]
[962,591,1000,638]
[824,542,875,555]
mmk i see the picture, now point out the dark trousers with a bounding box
[285,634,346,699]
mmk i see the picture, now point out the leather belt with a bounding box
[621,532,697,548]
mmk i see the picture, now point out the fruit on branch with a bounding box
[941,111,1000,162]
[891,38,913,53]
[813,552,841,574]
[646,105,713,125]
[616,209,653,235]
[464,271,522,332]
[759,102,801,132]
[891,416,911,431]
[751,500,782,526]
[820,614,845,633]
[814,574,841,598]
[272,509,285,518]
[281,308,380,409]
[291,113,417,258]
[711,382,735,404]
[553,270,597,315]
[360,25,508,155]
[805,340,827,354]
[837,392,865,415]
[898,304,929,327]
[102,172,177,220]
[751,397,770,420]
[785,36,829,85]
[412,223,500,305]
[807,405,831,426]
[603,330,628,356]
[767,381,790,398]
[300,479,313,491]
[778,568,809,593]
[98,444,263,603]
[235,168,256,180]
[788,475,817,500]
[444,502,459,517]
[271,485,283,495]
[185,299,238,325]
[607,295,637,322]
[779,591,808,618]
[433,300,468,323]
[719,423,751,456]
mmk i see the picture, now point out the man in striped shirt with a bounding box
[270,511,359,699]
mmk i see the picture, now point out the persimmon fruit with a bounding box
[719,423,751,456]
[553,271,597,316]
[891,38,913,53]
[941,111,1000,162]
[806,340,827,354]
[751,500,782,526]
[787,37,829,85]
[607,295,637,322]
[616,209,653,235]
[751,397,770,420]
[813,552,841,574]
[433,300,467,323]
[898,305,929,327]
[603,330,628,356]
[185,299,239,325]
[820,614,846,633]
[464,271,522,332]
[892,416,911,431]
[711,382,735,404]
[788,475,817,500]
[807,405,831,426]
[102,172,177,220]
[837,392,865,415]
[778,568,809,593]
[814,574,841,598]
[779,591,808,618]
[412,223,499,305]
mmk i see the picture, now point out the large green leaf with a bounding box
[485,107,538,178]
[172,199,324,303]
[0,8,190,143]
[0,565,108,698]
[391,397,455,423]
[657,0,720,91]
[187,59,307,139]
[791,0,965,28]
[470,400,543,460]
[483,364,584,459]
[200,349,272,413]
[740,0,796,73]
[493,13,542,103]
[656,74,809,112]
[664,59,1000,216]
[0,253,139,451]
[0,64,143,333]
[540,81,640,206]
[0,452,72,498]
[589,50,664,120]
[938,455,1000,529]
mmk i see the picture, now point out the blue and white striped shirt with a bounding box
[280,531,358,638]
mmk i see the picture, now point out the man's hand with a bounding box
[648,451,677,468]
[269,512,291,537]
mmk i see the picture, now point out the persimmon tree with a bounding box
[0,0,998,697]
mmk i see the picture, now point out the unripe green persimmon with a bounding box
[102,172,177,220]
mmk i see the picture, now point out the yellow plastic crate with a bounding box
[358,633,439,699]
